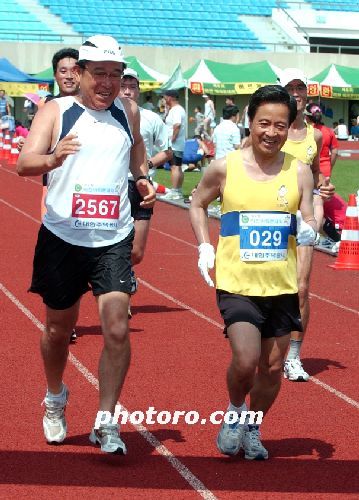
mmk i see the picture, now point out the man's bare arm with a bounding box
[298,160,317,233]
[17,101,80,176]
[123,98,156,208]
[190,158,226,244]
[172,123,180,144]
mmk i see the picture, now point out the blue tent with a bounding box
[0,57,52,83]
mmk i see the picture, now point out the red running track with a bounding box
[0,162,358,499]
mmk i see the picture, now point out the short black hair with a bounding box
[52,48,79,73]
[164,89,179,99]
[339,118,345,124]
[248,85,297,126]
[222,105,239,120]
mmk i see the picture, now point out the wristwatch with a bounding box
[147,160,154,170]
[135,175,152,184]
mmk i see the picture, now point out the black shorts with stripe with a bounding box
[216,290,302,338]
[29,225,134,310]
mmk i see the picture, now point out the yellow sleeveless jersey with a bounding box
[216,150,300,296]
[281,123,317,165]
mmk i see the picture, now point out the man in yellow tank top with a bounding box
[190,86,317,460]
[279,68,334,382]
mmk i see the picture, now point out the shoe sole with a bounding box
[244,452,268,460]
[43,421,67,444]
[89,431,127,455]
[284,373,309,382]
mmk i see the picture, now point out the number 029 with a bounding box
[249,230,282,247]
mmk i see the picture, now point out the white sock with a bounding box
[47,383,65,399]
[227,401,247,415]
[286,340,302,360]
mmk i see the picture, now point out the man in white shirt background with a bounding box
[162,89,187,200]
[213,105,241,159]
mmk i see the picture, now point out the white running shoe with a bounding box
[42,385,69,444]
[284,357,310,381]
[242,425,269,460]
[161,190,183,201]
[89,424,127,454]
[216,416,246,456]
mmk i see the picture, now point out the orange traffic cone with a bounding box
[329,193,359,270]
[2,131,11,160]
[8,133,19,166]
[152,181,169,194]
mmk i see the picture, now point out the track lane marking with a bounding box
[138,278,359,411]
[0,165,42,185]
[0,282,217,500]
[1,197,358,410]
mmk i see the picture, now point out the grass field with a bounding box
[154,159,358,202]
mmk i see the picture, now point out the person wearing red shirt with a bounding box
[305,103,338,178]
[305,103,345,244]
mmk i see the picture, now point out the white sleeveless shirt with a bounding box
[43,96,134,248]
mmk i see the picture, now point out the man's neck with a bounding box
[290,112,306,131]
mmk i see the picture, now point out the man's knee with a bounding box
[258,358,283,381]
[103,320,129,349]
[231,352,258,379]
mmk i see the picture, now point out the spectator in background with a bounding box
[335,118,349,140]
[304,103,338,179]
[332,121,338,135]
[157,94,166,118]
[304,103,343,245]
[225,96,235,106]
[23,98,36,127]
[189,105,205,136]
[15,120,29,138]
[0,89,11,119]
[212,105,241,159]
[350,119,359,139]
[203,94,216,136]
[240,103,250,137]
[162,89,187,200]
[142,95,155,112]
[182,135,209,171]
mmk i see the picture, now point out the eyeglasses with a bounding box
[285,84,307,92]
[84,66,123,81]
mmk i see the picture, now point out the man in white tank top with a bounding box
[17,35,156,455]
[119,68,172,316]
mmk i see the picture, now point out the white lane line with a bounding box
[309,293,359,316]
[309,376,359,409]
[149,228,359,316]
[0,282,217,500]
[139,278,223,329]
[138,278,359,411]
[0,198,40,224]
[0,165,42,185]
[151,228,197,248]
[1,198,359,410]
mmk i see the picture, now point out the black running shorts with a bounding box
[29,225,134,310]
[216,291,303,338]
[128,179,153,221]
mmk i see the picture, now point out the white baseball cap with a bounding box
[78,35,126,64]
[122,68,140,82]
[278,68,307,87]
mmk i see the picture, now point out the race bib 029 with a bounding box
[239,211,292,261]
[71,183,120,230]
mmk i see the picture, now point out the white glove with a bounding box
[198,243,215,287]
[296,211,317,246]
